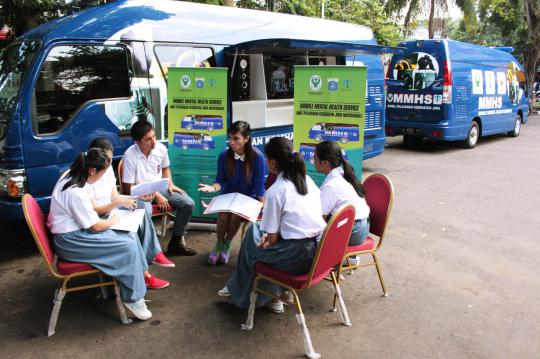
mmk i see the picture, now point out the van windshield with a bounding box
[0,40,39,138]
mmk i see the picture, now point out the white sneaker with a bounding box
[265,300,285,314]
[218,286,230,297]
[123,299,152,320]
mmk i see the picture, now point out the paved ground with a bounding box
[1,116,539,359]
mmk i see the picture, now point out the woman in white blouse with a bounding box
[48,148,153,320]
[315,140,370,246]
[219,137,326,314]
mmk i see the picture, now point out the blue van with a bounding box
[386,40,529,148]
[173,132,215,151]
[308,123,360,144]
[0,0,398,220]
[181,115,223,131]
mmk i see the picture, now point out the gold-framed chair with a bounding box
[241,205,356,358]
[22,194,131,336]
[337,173,394,299]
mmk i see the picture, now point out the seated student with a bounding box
[218,137,326,313]
[122,120,196,256]
[198,121,266,265]
[314,141,370,255]
[85,138,174,288]
[48,148,154,320]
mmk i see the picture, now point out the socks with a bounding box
[222,239,232,252]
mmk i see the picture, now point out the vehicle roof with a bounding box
[23,0,376,46]
[399,39,522,68]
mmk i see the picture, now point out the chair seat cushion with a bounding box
[57,260,95,275]
[346,236,376,254]
[255,262,332,290]
[151,204,173,216]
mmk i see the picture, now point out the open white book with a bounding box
[203,193,262,222]
[108,208,145,232]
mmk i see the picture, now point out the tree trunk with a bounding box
[524,0,539,99]
[223,0,235,7]
[428,0,435,39]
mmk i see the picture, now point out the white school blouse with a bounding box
[84,166,116,206]
[320,167,370,220]
[48,177,100,234]
[260,173,326,239]
[122,142,170,185]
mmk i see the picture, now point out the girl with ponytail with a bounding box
[315,140,370,247]
[198,121,266,265]
[219,137,326,314]
[47,148,154,321]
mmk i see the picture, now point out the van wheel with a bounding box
[181,144,188,150]
[507,115,521,137]
[186,125,193,131]
[208,126,214,132]
[340,138,348,144]
[203,145,209,151]
[463,121,479,149]
[314,135,322,142]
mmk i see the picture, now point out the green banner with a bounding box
[167,67,228,218]
[293,66,367,185]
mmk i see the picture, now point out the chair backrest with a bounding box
[306,204,356,287]
[117,159,125,195]
[22,194,59,277]
[363,173,394,247]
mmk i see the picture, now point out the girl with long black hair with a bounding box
[199,121,266,265]
[218,137,325,313]
[314,140,370,247]
[48,148,153,320]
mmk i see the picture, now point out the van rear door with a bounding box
[386,41,446,126]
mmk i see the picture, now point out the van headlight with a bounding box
[0,168,27,198]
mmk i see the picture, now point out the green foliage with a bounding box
[236,0,403,45]
[0,0,65,36]
[449,0,527,63]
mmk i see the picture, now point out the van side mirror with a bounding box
[386,79,405,87]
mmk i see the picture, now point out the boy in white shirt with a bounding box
[122,120,196,256]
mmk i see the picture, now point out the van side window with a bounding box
[392,52,440,90]
[149,46,215,139]
[153,46,215,79]
[34,45,130,135]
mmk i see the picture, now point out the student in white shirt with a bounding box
[48,148,155,320]
[314,140,370,247]
[121,120,196,256]
[218,137,326,313]
[86,138,174,288]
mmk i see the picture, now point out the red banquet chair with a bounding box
[241,204,356,359]
[22,194,131,337]
[118,159,173,237]
[337,173,395,300]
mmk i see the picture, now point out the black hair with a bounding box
[227,121,254,183]
[89,137,113,153]
[315,140,365,197]
[130,120,154,141]
[62,148,111,191]
[265,137,307,195]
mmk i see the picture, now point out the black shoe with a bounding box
[167,243,197,256]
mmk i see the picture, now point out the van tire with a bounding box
[314,135,322,142]
[463,121,479,149]
[507,115,521,137]
[186,125,193,131]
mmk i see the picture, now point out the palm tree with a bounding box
[385,0,476,38]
